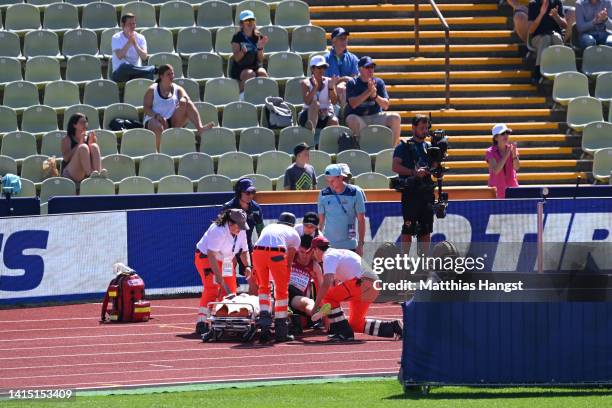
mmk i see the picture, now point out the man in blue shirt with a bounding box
[317,164,366,255]
[345,56,401,146]
[325,27,359,107]
[576,0,612,49]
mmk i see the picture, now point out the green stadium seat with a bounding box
[239,126,275,155]
[359,125,394,154]
[118,176,155,195]
[159,1,195,30]
[197,174,233,192]
[122,2,157,29]
[63,104,100,130]
[191,102,219,128]
[0,57,23,85]
[275,0,310,28]
[120,128,157,158]
[316,173,327,187]
[594,72,612,103]
[25,56,61,84]
[235,1,271,26]
[0,31,22,58]
[94,129,119,156]
[374,148,394,176]
[278,126,314,154]
[276,174,286,190]
[0,155,18,177]
[5,4,41,32]
[81,2,118,31]
[200,126,237,156]
[203,78,240,106]
[41,130,67,157]
[566,96,603,131]
[291,25,326,55]
[540,45,577,79]
[353,172,389,189]
[284,77,306,106]
[241,173,273,191]
[197,1,233,29]
[592,147,612,183]
[267,51,304,80]
[138,153,175,181]
[160,127,196,156]
[318,126,352,153]
[3,81,40,109]
[244,77,279,106]
[123,78,154,108]
[100,28,121,57]
[21,105,58,134]
[581,45,612,77]
[214,26,237,57]
[102,154,136,182]
[0,107,18,134]
[187,52,225,81]
[256,150,292,179]
[581,122,612,155]
[103,103,140,130]
[79,176,116,196]
[217,151,254,179]
[222,101,259,131]
[84,80,120,109]
[1,131,38,160]
[43,80,81,109]
[552,71,589,106]
[337,149,372,176]
[178,152,214,180]
[141,27,175,54]
[43,2,79,32]
[40,177,76,204]
[177,27,214,57]
[174,78,201,102]
[27,0,59,5]
[308,149,331,175]
[66,55,103,83]
[149,52,184,78]
[157,174,193,193]
[21,154,50,183]
[259,25,290,53]
[16,178,37,197]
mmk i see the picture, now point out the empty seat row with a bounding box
[566,96,612,131]
[541,45,612,79]
[552,71,612,106]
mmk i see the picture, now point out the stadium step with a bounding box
[400,122,561,135]
[310,16,509,30]
[377,71,531,84]
[442,172,589,186]
[309,4,499,14]
[391,96,547,109]
[346,44,519,56]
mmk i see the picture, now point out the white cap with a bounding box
[492,123,512,137]
[338,163,352,178]
[309,54,329,68]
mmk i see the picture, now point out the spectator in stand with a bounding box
[345,56,401,146]
[485,123,520,198]
[299,55,339,132]
[230,10,269,95]
[324,27,359,107]
[143,64,214,151]
[284,143,317,190]
[503,0,530,43]
[528,0,567,83]
[575,0,612,49]
[111,14,157,83]
[61,113,107,183]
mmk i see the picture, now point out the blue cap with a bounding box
[239,10,256,21]
[236,177,256,193]
[331,27,349,40]
[324,164,343,177]
[358,56,376,68]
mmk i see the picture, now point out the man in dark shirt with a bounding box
[345,56,401,146]
[528,0,567,83]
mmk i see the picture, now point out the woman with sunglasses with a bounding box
[486,123,520,198]
[61,113,106,183]
[230,10,269,93]
[299,55,339,132]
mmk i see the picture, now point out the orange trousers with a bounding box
[324,278,379,333]
[194,252,237,320]
[252,248,289,319]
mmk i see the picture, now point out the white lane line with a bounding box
[0,313,193,324]
[0,321,197,333]
[0,339,197,352]
[148,364,174,368]
[0,331,195,343]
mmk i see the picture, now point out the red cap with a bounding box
[311,235,330,250]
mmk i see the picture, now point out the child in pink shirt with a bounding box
[485,123,520,198]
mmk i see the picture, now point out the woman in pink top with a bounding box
[485,123,520,198]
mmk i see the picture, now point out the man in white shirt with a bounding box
[311,236,403,342]
[253,212,301,342]
[111,13,157,83]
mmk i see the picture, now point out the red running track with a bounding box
[0,298,403,390]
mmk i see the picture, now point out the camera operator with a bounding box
[391,115,437,253]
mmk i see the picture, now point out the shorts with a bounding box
[345,112,392,128]
[401,189,435,235]
[144,116,172,128]
[288,284,309,316]
[230,61,263,80]
[298,109,334,128]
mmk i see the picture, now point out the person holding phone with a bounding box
[230,10,269,93]
[485,123,520,198]
[61,113,106,183]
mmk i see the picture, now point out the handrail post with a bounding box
[414,1,420,57]
[444,28,450,109]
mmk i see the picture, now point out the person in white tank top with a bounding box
[299,55,340,132]
[143,64,214,151]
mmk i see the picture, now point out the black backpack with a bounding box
[337,131,360,152]
[109,118,143,131]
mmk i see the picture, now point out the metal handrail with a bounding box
[414,0,451,109]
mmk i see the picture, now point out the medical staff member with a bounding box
[253,212,301,342]
[311,236,403,342]
[317,164,366,255]
[194,209,252,335]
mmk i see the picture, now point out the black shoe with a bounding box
[275,334,295,343]
[259,327,272,343]
[531,67,542,85]
[391,320,403,340]
[328,333,355,342]
[195,321,209,335]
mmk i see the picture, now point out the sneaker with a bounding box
[327,333,355,342]
[195,321,209,335]
[99,168,108,179]
[311,319,324,330]
[391,320,403,340]
[311,303,331,322]
[89,170,100,179]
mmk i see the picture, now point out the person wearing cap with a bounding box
[299,55,339,132]
[252,212,301,342]
[230,10,269,93]
[527,0,566,84]
[310,236,403,342]
[283,143,317,190]
[392,114,436,250]
[222,177,265,293]
[345,56,401,146]
[194,208,251,335]
[295,211,321,237]
[325,27,359,107]
[318,164,366,255]
[485,123,520,198]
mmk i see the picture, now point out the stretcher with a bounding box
[202,294,260,342]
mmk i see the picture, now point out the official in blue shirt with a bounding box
[325,27,359,107]
[345,56,401,146]
[317,164,366,254]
